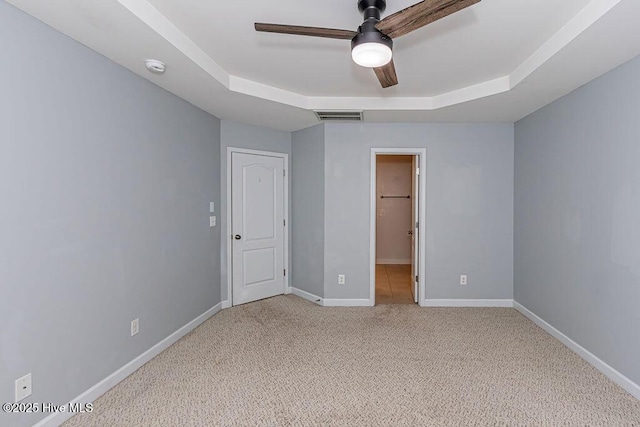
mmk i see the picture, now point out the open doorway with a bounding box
[375,155,415,304]
[370,149,426,306]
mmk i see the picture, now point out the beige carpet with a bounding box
[63,295,640,426]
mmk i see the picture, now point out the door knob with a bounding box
[234,235,241,240]
[408,230,413,235]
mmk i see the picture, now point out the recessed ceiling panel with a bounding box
[148,0,591,96]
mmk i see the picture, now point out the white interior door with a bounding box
[411,156,420,303]
[231,152,285,306]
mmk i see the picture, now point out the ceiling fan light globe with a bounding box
[351,42,392,68]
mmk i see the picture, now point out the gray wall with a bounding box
[219,120,292,303]
[0,3,221,427]
[324,123,514,300]
[515,54,640,386]
[291,125,325,298]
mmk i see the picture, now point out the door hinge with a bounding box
[284,219,286,226]
[283,169,286,177]
[284,269,287,276]
[416,221,419,229]
[415,275,419,283]
[416,167,420,176]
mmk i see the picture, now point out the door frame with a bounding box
[226,147,290,306]
[370,148,427,307]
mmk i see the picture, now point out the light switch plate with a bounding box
[209,202,215,213]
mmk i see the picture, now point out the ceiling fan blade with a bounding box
[374,59,398,88]
[376,0,480,39]
[255,23,357,40]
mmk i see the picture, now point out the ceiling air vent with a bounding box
[314,111,363,122]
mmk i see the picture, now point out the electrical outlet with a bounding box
[460,275,468,286]
[338,274,346,285]
[209,216,216,227]
[131,318,139,336]
[15,373,32,402]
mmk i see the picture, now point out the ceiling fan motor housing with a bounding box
[352,0,393,51]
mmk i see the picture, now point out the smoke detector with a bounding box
[145,59,166,74]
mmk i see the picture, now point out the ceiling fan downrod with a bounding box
[358,0,386,21]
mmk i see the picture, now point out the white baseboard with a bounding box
[221,300,231,309]
[288,287,322,305]
[33,303,222,427]
[323,298,372,307]
[514,301,640,401]
[423,299,514,307]
[376,259,411,265]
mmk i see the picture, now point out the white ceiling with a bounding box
[7,0,640,131]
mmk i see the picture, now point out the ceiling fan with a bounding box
[255,0,481,88]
